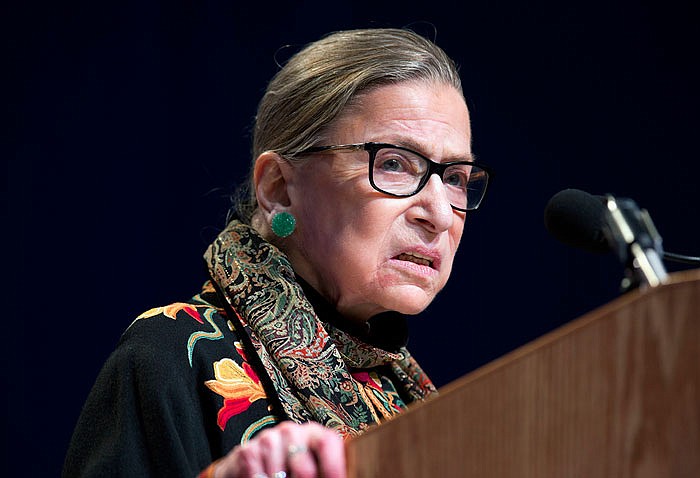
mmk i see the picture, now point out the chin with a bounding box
[379,285,435,315]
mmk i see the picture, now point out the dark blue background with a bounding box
[6,1,699,475]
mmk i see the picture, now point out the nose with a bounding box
[407,174,455,233]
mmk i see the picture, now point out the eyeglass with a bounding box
[292,142,492,211]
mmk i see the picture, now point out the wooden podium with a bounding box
[346,270,700,477]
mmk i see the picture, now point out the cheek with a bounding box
[330,217,393,288]
[297,203,383,282]
[450,216,466,248]
[439,219,466,281]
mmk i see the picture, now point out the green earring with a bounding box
[271,211,296,238]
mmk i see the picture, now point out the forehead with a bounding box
[330,81,472,158]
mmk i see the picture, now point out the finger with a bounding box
[276,422,318,478]
[282,422,345,478]
[266,421,317,478]
[214,443,264,478]
[255,427,286,476]
[306,424,346,478]
[286,441,317,478]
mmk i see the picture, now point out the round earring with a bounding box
[271,211,296,238]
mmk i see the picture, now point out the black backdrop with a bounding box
[6,1,700,475]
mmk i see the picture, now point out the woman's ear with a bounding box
[253,151,293,221]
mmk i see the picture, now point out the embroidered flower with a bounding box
[201,281,217,295]
[205,356,267,430]
[136,303,204,323]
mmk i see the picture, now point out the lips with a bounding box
[394,251,436,269]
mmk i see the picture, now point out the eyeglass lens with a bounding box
[370,147,487,210]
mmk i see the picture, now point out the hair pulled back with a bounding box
[232,28,463,224]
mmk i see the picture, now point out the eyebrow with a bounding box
[382,137,476,163]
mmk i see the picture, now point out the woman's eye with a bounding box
[378,157,407,173]
[444,171,468,189]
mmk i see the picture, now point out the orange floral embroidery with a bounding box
[205,349,267,430]
[136,303,204,323]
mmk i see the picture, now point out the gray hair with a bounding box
[231,27,463,224]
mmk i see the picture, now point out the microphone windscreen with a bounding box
[544,188,610,254]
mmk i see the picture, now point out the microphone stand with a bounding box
[602,195,669,292]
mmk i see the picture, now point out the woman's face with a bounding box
[283,81,472,323]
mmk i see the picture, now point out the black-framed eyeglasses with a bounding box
[291,142,492,211]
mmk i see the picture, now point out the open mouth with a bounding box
[395,252,434,268]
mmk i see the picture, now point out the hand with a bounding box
[213,421,346,478]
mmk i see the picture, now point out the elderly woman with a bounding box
[63,28,491,478]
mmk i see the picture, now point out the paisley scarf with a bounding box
[204,220,437,438]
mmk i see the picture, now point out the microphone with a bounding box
[543,188,609,254]
[545,188,700,268]
[544,188,669,290]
